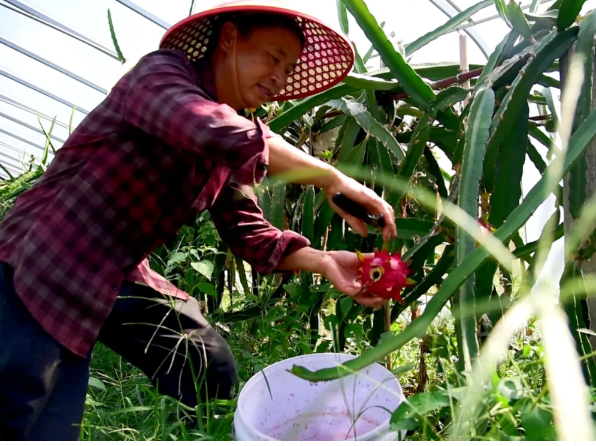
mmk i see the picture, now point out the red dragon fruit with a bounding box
[356,244,415,305]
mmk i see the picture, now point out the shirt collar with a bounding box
[194,57,218,102]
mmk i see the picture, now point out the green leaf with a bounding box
[88,377,106,391]
[191,260,215,280]
[336,0,349,35]
[353,48,382,122]
[512,223,563,259]
[337,117,361,161]
[327,215,343,250]
[557,0,586,30]
[406,0,493,56]
[393,245,454,321]
[107,9,126,63]
[371,139,395,192]
[313,197,334,249]
[489,101,529,223]
[198,282,217,298]
[235,256,251,296]
[327,98,406,160]
[560,262,596,385]
[542,87,560,131]
[423,147,449,198]
[404,234,444,272]
[270,183,286,230]
[268,84,356,132]
[573,9,596,133]
[429,87,469,118]
[484,28,578,190]
[390,391,450,431]
[302,186,315,241]
[495,0,512,26]
[521,404,555,440]
[569,10,596,219]
[414,63,485,81]
[507,0,534,39]
[539,74,561,89]
[342,73,399,91]
[341,0,435,109]
[166,251,188,267]
[390,114,431,208]
[529,123,559,153]
[320,115,347,133]
[530,0,543,12]
[340,296,353,318]
[526,10,558,23]
[395,218,435,239]
[340,138,368,167]
[290,102,596,382]
[456,86,495,367]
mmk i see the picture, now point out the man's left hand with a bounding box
[319,251,386,310]
[323,172,397,242]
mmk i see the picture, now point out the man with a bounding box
[0,0,396,440]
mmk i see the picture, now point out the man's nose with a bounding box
[270,67,286,89]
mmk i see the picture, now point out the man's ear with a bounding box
[218,21,238,53]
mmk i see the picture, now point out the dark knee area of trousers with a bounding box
[101,282,238,405]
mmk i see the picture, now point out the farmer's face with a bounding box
[216,22,303,109]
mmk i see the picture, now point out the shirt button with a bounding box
[112,284,118,291]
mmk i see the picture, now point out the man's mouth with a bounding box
[257,84,273,99]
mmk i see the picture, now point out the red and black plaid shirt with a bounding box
[0,49,309,358]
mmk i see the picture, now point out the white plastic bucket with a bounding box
[233,353,407,441]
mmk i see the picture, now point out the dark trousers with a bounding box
[0,262,237,440]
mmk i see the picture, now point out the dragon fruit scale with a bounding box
[356,245,415,305]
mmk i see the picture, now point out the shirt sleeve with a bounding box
[122,49,269,185]
[209,184,310,275]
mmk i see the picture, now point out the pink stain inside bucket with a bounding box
[235,354,405,441]
[263,410,381,441]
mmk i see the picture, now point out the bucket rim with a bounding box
[234,352,404,441]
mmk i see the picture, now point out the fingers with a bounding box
[353,189,397,241]
[330,205,368,238]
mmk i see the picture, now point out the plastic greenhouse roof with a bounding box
[1,0,588,178]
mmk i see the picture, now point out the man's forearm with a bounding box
[266,135,340,189]
[277,246,328,274]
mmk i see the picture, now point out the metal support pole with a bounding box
[0,36,107,95]
[427,0,492,59]
[0,111,65,143]
[0,68,89,115]
[0,127,45,151]
[0,94,70,130]
[0,0,120,60]
[115,0,170,29]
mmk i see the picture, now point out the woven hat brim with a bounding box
[159,2,355,102]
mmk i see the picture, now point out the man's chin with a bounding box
[246,99,265,110]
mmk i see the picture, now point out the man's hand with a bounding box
[322,172,397,242]
[266,136,397,241]
[278,247,386,310]
[319,251,386,310]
